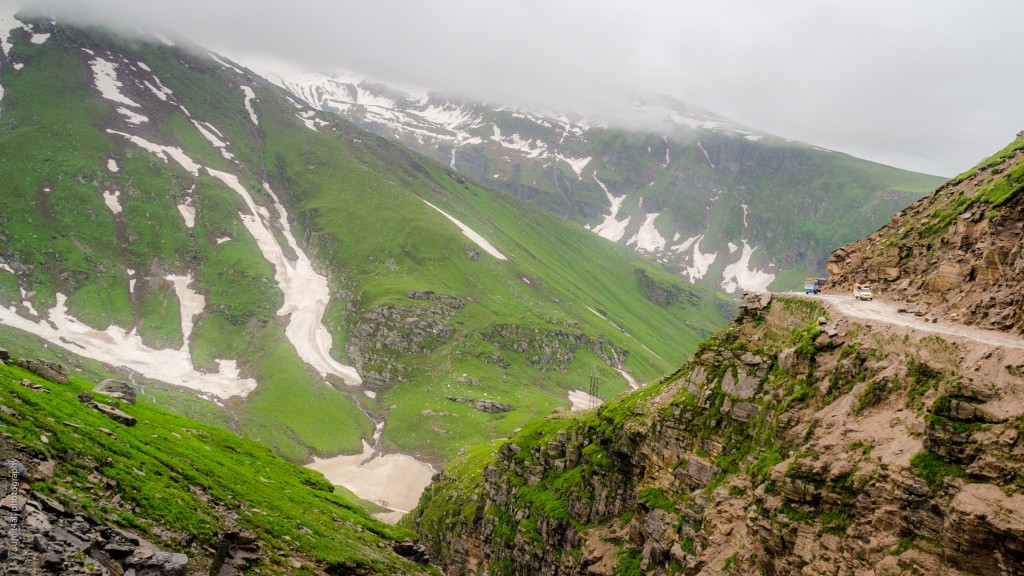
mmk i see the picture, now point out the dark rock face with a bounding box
[210,530,262,576]
[480,324,627,372]
[447,397,513,413]
[393,540,431,564]
[0,486,189,576]
[346,301,459,388]
[827,138,1024,333]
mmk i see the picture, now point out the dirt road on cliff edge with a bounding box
[785,293,1024,350]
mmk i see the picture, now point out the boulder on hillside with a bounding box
[446,396,513,413]
[94,379,137,405]
[90,402,137,426]
[16,358,69,385]
[0,348,10,362]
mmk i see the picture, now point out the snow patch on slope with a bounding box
[241,86,258,125]
[89,58,140,107]
[555,155,591,179]
[29,32,48,44]
[102,190,122,214]
[419,198,508,261]
[208,170,363,384]
[0,293,256,399]
[697,139,714,169]
[0,7,19,57]
[177,200,195,229]
[106,159,119,173]
[628,213,666,252]
[106,131,201,176]
[192,120,234,160]
[568,389,602,411]
[166,274,204,352]
[209,53,245,75]
[682,236,717,282]
[590,172,630,243]
[720,241,775,293]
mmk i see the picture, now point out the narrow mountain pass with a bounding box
[790,292,1024,349]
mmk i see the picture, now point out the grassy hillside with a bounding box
[0,18,731,469]
[0,354,432,574]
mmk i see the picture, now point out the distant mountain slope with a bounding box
[252,67,945,294]
[0,10,731,518]
[827,131,1024,332]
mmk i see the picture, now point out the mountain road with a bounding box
[785,292,1024,350]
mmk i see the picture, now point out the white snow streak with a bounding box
[590,172,631,242]
[0,7,19,57]
[241,86,258,125]
[628,213,666,252]
[192,120,234,160]
[696,139,714,169]
[116,107,149,125]
[166,274,204,352]
[210,53,245,75]
[207,170,362,384]
[741,204,750,228]
[682,236,717,282]
[106,130,201,176]
[177,202,195,229]
[720,241,776,293]
[555,155,591,179]
[89,58,140,107]
[419,198,508,261]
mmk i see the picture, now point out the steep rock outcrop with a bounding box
[827,132,1024,332]
[411,296,1024,575]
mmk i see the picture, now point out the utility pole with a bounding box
[589,373,600,409]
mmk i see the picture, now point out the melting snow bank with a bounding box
[89,57,140,108]
[241,86,258,125]
[306,441,435,524]
[628,212,666,252]
[0,293,256,399]
[208,170,362,384]
[617,368,640,390]
[568,389,603,411]
[419,198,508,261]
[590,172,630,242]
[681,235,717,282]
[720,241,775,293]
[102,190,122,214]
[108,129,360,386]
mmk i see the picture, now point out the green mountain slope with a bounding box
[0,12,730,503]
[262,73,946,293]
[0,353,432,574]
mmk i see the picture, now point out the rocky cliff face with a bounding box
[410,293,1024,575]
[827,132,1024,332]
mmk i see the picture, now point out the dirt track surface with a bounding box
[787,292,1024,350]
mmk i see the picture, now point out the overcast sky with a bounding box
[20,0,1024,176]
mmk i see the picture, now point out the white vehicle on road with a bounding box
[854,285,874,301]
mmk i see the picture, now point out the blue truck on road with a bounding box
[803,277,828,294]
